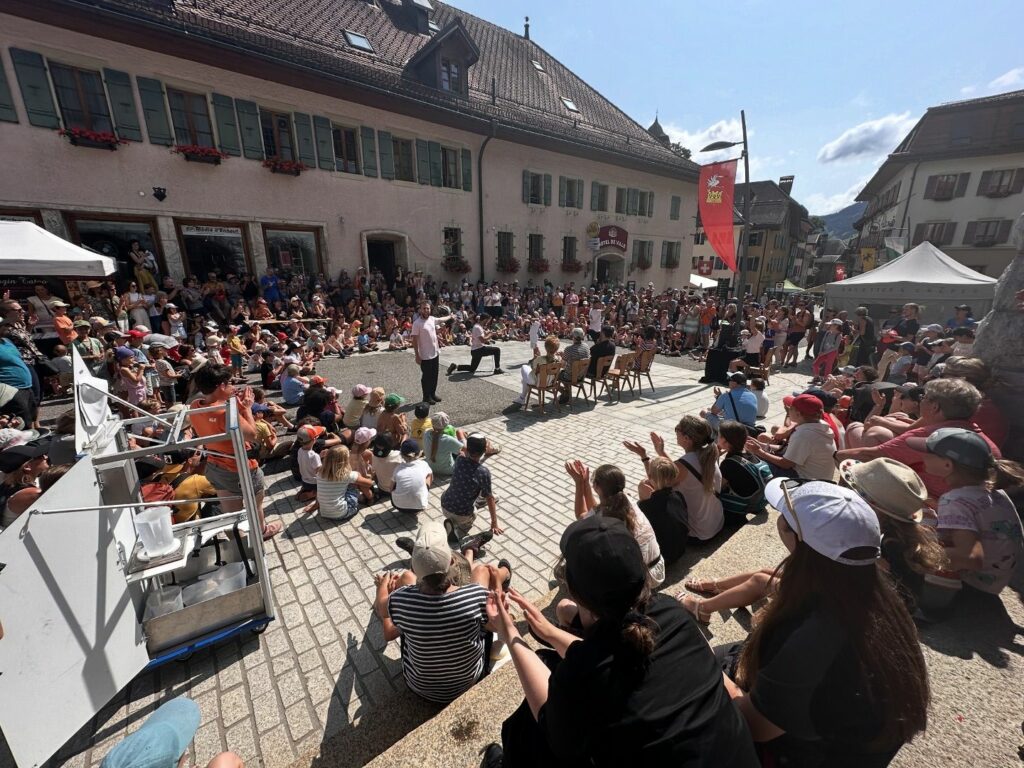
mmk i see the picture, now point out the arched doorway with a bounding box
[361,230,409,287]
[594,250,627,287]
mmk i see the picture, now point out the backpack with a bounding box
[717,455,772,517]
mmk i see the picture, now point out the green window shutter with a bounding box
[428,141,442,186]
[627,188,639,215]
[590,181,599,211]
[377,130,394,179]
[615,187,625,213]
[292,112,316,167]
[576,179,584,209]
[360,126,377,177]
[101,69,141,141]
[0,56,17,122]
[670,195,681,220]
[233,99,263,159]
[543,173,552,206]
[660,240,668,267]
[558,176,567,207]
[10,49,59,128]
[416,139,430,184]
[313,115,334,170]
[647,191,655,217]
[461,148,472,191]
[135,76,174,145]
[211,93,240,155]
[522,170,531,203]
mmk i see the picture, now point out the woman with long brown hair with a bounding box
[721,478,929,766]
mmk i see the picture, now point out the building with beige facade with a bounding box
[853,89,1024,277]
[0,0,697,292]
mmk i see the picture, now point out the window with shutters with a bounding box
[260,110,295,160]
[660,241,681,268]
[441,146,460,188]
[744,256,760,271]
[497,231,514,260]
[563,177,583,208]
[693,230,706,245]
[931,174,959,200]
[440,58,462,95]
[528,233,544,261]
[526,172,544,205]
[332,126,360,173]
[393,138,415,181]
[443,227,462,258]
[670,195,681,220]
[773,233,787,250]
[615,187,626,214]
[49,63,113,133]
[714,257,726,269]
[983,169,1015,196]
[166,88,214,148]
[632,240,653,270]
[637,191,650,217]
[914,221,953,246]
[748,231,764,246]
[592,183,609,212]
[562,236,577,265]
[973,220,1002,245]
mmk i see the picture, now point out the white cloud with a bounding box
[816,112,918,163]
[803,175,874,215]
[959,85,977,96]
[661,118,745,164]
[989,67,1024,90]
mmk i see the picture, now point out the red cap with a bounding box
[790,394,824,416]
[276,332,288,342]
[838,395,852,408]
[127,330,147,339]
[783,395,795,408]
[310,375,326,386]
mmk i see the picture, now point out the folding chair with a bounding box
[523,361,564,415]
[579,354,613,403]
[605,352,636,402]
[567,357,591,410]
[630,348,656,395]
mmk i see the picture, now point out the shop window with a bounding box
[394,137,416,181]
[260,110,295,161]
[49,62,113,133]
[441,146,460,188]
[179,223,249,278]
[167,88,214,148]
[332,125,360,173]
[264,228,320,278]
[72,218,162,286]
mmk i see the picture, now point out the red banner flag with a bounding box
[698,160,738,273]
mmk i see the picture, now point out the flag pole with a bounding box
[739,109,750,301]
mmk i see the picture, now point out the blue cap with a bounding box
[101,697,200,768]
[251,403,271,413]
[115,346,135,360]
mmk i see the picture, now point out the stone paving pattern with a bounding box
[4,342,1021,768]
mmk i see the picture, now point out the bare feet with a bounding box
[262,520,283,539]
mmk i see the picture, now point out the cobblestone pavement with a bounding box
[8,343,1022,768]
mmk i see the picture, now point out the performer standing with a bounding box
[411,300,442,405]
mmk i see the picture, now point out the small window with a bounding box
[670,195,681,221]
[441,146,460,188]
[260,109,295,161]
[428,20,440,33]
[748,231,764,247]
[332,125,360,174]
[932,174,958,200]
[562,236,577,265]
[985,169,1015,196]
[167,88,214,148]
[615,187,626,214]
[531,60,545,72]
[974,220,1001,242]
[440,58,462,94]
[561,97,579,113]
[497,231,514,261]
[443,227,462,258]
[593,183,609,212]
[49,62,113,134]
[693,230,706,245]
[637,191,650,217]
[393,137,415,182]
[528,233,544,261]
[344,30,375,52]
[526,171,544,205]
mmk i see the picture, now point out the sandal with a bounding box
[678,593,711,625]
[262,520,283,540]
[683,578,720,595]
[498,558,512,591]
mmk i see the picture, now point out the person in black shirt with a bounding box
[636,456,688,564]
[892,302,920,340]
[482,516,758,768]
[586,325,616,378]
[719,479,929,767]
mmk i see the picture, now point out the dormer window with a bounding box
[344,30,375,53]
[561,97,579,113]
[441,58,462,94]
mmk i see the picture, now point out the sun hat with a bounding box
[50,300,70,308]
[100,696,200,768]
[559,516,646,617]
[127,329,147,339]
[431,412,451,430]
[765,479,881,566]
[251,403,271,414]
[296,425,325,444]
[371,433,394,458]
[351,384,371,398]
[309,375,326,386]
[839,458,928,523]
[0,427,40,451]
[400,438,421,458]
[384,393,403,409]
[354,427,377,444]
[411,520,455,579]
[906,427,994,470]
[205,336,223,346]
[0,439,49,473]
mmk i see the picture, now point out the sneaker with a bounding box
[497,558,513,591]
[479,743,503,768]
[459,530,494,557]
[443,518,457,545]
[430,396,442,403]
[512,397,525,406]
[493,367,505,374]
[395,536,414,555]
[447,363,457,376]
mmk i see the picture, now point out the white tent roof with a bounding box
[688,274,717,289]
[824,241,996,321]
[0,221,116,277]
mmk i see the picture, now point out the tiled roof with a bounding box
[932,88,1024,112]
[735,180,809,230]
[63,0,698,177]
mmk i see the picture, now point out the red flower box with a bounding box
[173,144,228,164]
[527,258,550,274]
[443,257,472,274]
[636,255,652,270]
[58,127,127,150]
[561,260,583,273]
[496,256,521,274]
[263,157,310,176]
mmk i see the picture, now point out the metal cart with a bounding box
[0,350,276,768]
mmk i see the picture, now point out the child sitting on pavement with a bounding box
[302,445,374,520]
[295,425,324,502]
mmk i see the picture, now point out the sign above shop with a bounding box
[181,225,243,238]
[597,225,628,251]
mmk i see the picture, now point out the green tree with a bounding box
[670,142,692,160]
[808,215,827,232]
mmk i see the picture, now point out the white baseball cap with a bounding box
[411,520,453,579]
[765,479,880,566]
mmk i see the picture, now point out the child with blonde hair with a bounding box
[361,387,386,429]
[303,445,375,520]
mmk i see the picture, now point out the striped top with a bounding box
[388,583,488,703]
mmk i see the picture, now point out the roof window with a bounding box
[344,30,375,53]
[561,97,579,113]
[531,59,545,72]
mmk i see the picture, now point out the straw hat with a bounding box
[839,458,928,523]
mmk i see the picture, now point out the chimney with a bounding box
[779,175,795,195]
[523,16,530,40]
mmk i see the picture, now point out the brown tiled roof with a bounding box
[53,0,698,177]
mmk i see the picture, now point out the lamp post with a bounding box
[701,109,750,301]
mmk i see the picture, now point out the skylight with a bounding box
[428,20,440,33]
[411,0,434,10]
[531,59,545,72]
[561,97,579,113]
[344,30,375,53]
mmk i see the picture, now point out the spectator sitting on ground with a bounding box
[360,387,386,429]
[280,363,308,406]
[294,424,324,502]
[390,439,433,515]
[376,393,408,445]
[374,519,509,705]
[342,384,371,432]
[480,515,758,767]
[751,376,769,419]
[440,433,503,543]
[701,372,758,430]
[635,456,689,566]
[252,388,293,431]
[716,420,772,524]
[746,394,838,481]
[409,402,433,448]
[370,432,401,494]
[302,445,373,521]
[423,411,465,477]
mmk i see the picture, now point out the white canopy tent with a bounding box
[0,221,116,277]
[688,274,717,290]
[823,241,996,323]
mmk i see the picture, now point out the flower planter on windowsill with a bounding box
[443,257,472,274]
[271,166,301,176]
[561,260,583,273]
[496,257,521,274]
[172,145,228,164]
[58,128,127,151]
[636,257,652,271]
[184,153,221,165]
[262,158,310,176]
[527,259,550,274]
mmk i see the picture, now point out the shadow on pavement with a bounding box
[918,586,1024,669]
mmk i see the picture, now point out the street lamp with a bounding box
[701,110,750,301]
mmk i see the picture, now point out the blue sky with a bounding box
[452,0,1023,214]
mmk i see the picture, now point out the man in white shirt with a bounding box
[448,315,504,376]
[588,299,604,342]
[411,301,442,404]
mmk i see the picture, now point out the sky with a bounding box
[451,0,1023,214]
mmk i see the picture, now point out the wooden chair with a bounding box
[746,364,771,384]
[630,348,656,395]
[566,357,591,410]
[523,361,564,415]
[605,352,636,402]
[580,355,614,402]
